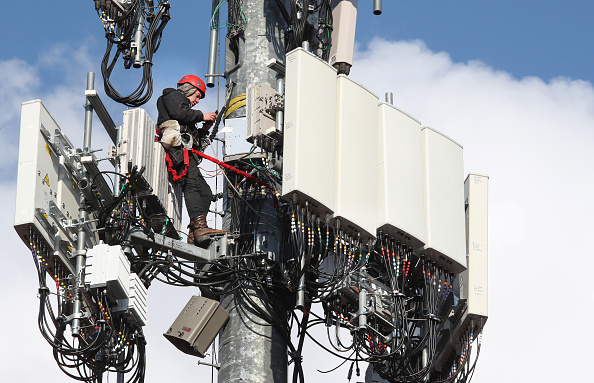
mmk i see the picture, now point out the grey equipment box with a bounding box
[163,296,229,358]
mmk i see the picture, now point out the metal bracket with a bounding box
[266,58,286,76]
[129,230,228,264]
[197,361,221,370]
[65,310,91,324]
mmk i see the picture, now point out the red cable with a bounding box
[191,149,276,193]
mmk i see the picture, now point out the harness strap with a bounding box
[164,149,189,181]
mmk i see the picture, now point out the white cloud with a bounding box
[0,40,107,180]
[0,58,39,179]
[3,36,594,383]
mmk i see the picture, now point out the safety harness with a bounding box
[156,128,276,195]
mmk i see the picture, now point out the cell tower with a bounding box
[14,1,488,382]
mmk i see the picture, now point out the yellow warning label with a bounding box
[71,178,77,189]
[43,174,50,187]
[46,144,52,157]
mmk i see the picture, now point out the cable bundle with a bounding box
[97,0,171,106]
[284,0,333,59]
[28,227,147,383]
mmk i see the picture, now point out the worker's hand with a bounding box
[203,112,217,122]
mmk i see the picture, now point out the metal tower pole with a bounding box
[71,72,94,337]
[224,0,286,114]
[217,1,289,382]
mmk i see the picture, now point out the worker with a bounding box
[156,74,228,244]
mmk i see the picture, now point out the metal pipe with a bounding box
[219,280,288,383]
[219,2,288,381]
[73,74,95,336]
[83,72,94,152]
[296,252,306,309]
[385,91,394,105]
[206,0,220,87]
[421,321,429,382]
[301,40,310,52]
[373,0,382,15]
[133,5,145,68]
[275,77,284,133]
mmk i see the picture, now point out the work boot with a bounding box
[189,214,228,243]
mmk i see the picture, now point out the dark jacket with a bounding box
[156,88,204,128]
[156,88,205,166]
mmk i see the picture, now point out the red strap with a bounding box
[191,149,274,192]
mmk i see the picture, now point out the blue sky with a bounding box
[357,1,594,82]
[4,1,593,84]
[1,1,594,382]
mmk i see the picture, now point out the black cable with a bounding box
[98,1,170,106]
[273,0,291,24]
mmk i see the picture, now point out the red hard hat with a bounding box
[177,75,206,98]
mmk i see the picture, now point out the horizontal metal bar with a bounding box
[129,231,228,264]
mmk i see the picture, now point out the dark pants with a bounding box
[176,154,212,220]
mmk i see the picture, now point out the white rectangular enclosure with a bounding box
[151,141,169,210]
[166,181,183,233]
[461,173,489,319]
[129,273,148,327]
[376,103,425,249]
[85,243,131,300]
[420,127,466,273]
[283,48,338,216]
[333,75,378,240]
[329,0,358,68]
[14,100,83,249]
[246,83,279,142]
[119,108,182,231]
[120,109,155,186]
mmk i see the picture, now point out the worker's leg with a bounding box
[179,155,211,219]
[181,155,227,242]
[196,171,213,217]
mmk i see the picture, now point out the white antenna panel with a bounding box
[166,181,183,233]
[120,108,155,186]
[461,173,489,319]
[119,108,182,232]
[283,48,337,216]
[420,127,466,273]
[333,74,378,240]
[376,103,425,249]
[14,100,84,256]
